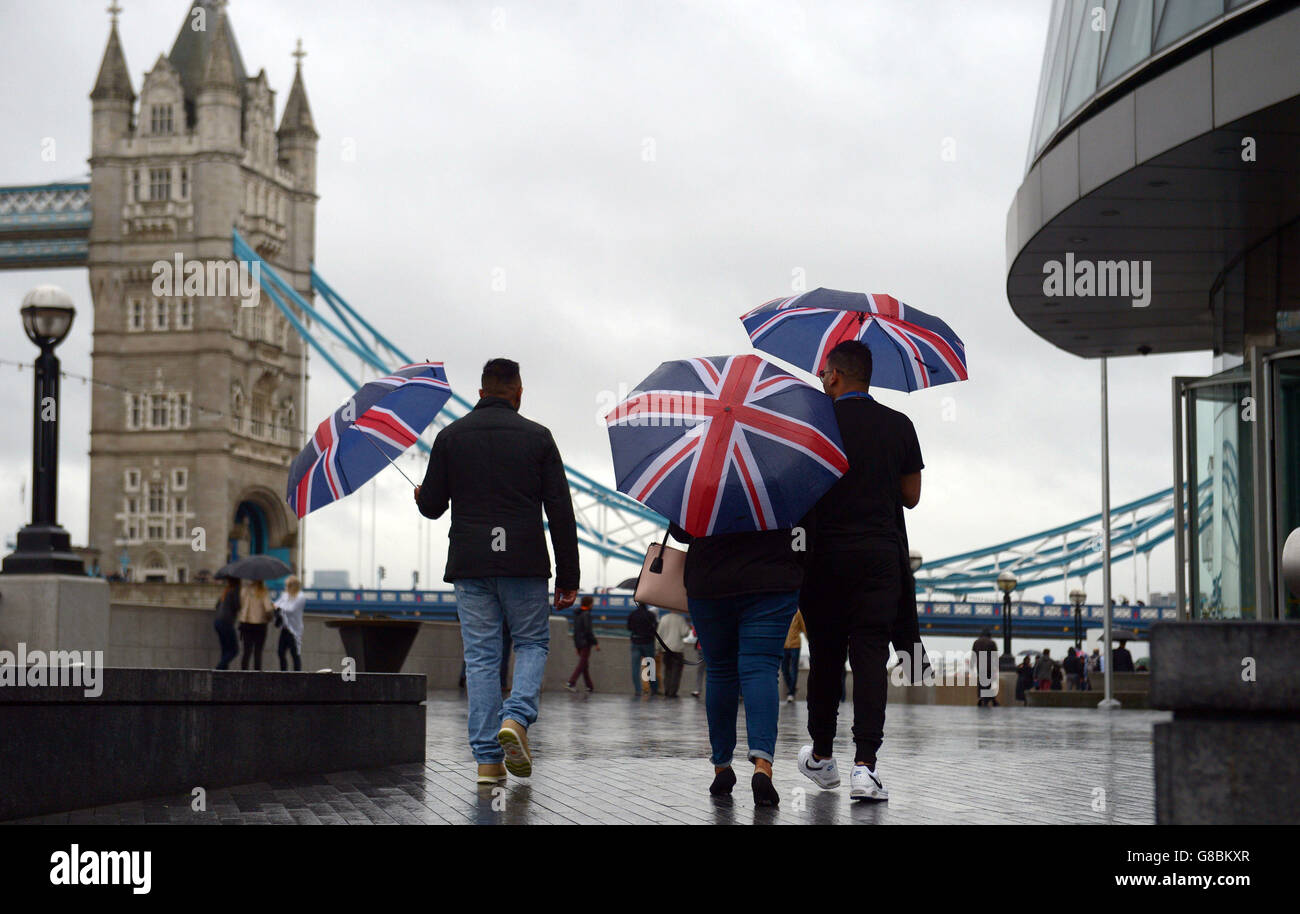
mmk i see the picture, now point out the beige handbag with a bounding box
[633,533,688,613]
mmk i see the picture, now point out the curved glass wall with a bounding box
[1027,0,1271,170]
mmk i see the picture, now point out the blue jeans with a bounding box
[781,647,801,698]
[689,590,799,766]
[631,642,659,694]
[454,577,550,764]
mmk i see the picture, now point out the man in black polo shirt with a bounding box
[796,340,923,802]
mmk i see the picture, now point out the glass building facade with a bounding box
[1027,0,1269,168]
[1009,0,1300,621]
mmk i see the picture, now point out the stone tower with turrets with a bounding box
[86,1,318,581]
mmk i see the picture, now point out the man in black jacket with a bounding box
[415,358,579,783]
[626,602,660,696]
[797,341,923,803]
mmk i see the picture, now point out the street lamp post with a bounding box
[2,287,84,575]
[997,570,1017,671]
[1069,588,1087,649]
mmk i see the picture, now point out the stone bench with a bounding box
[0,667,426,821]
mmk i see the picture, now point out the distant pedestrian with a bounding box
[1088,648,1102,678]
[566,596,599,692]
[213,576,241,670]
[273,575,306,671]
[971,629,999,706]
[627,602,660,696]
[1112,639,1135,673]
[1032,649,1054,691]
[1050,661,1063,690]
[1062,646,1083,691]
[781,610,805,703]
[237,579,274,670]
[414,357,580,785]
[1015,655,1034,703]
[657,608,692,698]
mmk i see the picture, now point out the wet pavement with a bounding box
[14,690,1165,824]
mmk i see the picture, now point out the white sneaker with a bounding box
[850,764,889,801]
[786,694,794,703]
[797,745,840,789]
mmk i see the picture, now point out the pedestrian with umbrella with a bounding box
[216,554,292,671]
[607,354,848,806]
[415,358,579,785]
[741,292,964,803]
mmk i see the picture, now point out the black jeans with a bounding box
[801,549,900,766]
[278,628,302,671]
[661,650,685,696]
[239,623,267,670]
[214,618,239,670]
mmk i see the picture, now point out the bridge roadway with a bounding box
[298,587,1174,637]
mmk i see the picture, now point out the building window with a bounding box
[153,299,168,330]
[132,169,140,202]
[177,299,193,329]
[147,482,165,514]
[174,566,187,583]
[124,468,140,491]
[180,167,189,199]
[149,167,171,201]
[126,497,138,514]
[150,104,174,135]
[150,395,169,429]
[128,298,144,331]
[147,524,165,542]
[231,386,244,433]
[126,395,143,430]
[172,468,187,490]
[173,392,191,429]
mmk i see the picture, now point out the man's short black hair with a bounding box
[481,358,521,396]
[580,595,593,607]
[826,340,873,385]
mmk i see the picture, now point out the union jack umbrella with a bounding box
[605,355,849,537]
[285,362,452,519]
[741,288,968,391]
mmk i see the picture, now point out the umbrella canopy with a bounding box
[286,362,452,518]
[1110,628,1142,642]
[741,288,968,391]
[605,354,849,537]
[216,554,292,581]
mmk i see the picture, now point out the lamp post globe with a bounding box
[2,286,83,576]
[996,571,1017,670]
[909,549,923,574]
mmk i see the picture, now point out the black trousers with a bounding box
[801,549,900,765]
[238,623,267,671]
[661,650,685,696]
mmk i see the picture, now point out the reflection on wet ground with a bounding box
[16,690,1164,824]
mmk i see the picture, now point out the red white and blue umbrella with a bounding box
[605,354,849,537]
[741,288,968,391]
[286,361,452,519]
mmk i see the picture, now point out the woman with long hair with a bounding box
[237,579,274,670]
[213,576,241,670]
[274,576,306,671]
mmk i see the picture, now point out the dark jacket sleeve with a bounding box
[540,431,580,591]
[416,432,450,520]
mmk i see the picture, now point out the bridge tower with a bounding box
[86,1,318,581]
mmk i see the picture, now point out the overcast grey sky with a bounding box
[0,0,1209,604]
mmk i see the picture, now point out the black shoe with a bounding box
[752,771,780,807]
[709,767,737,796]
